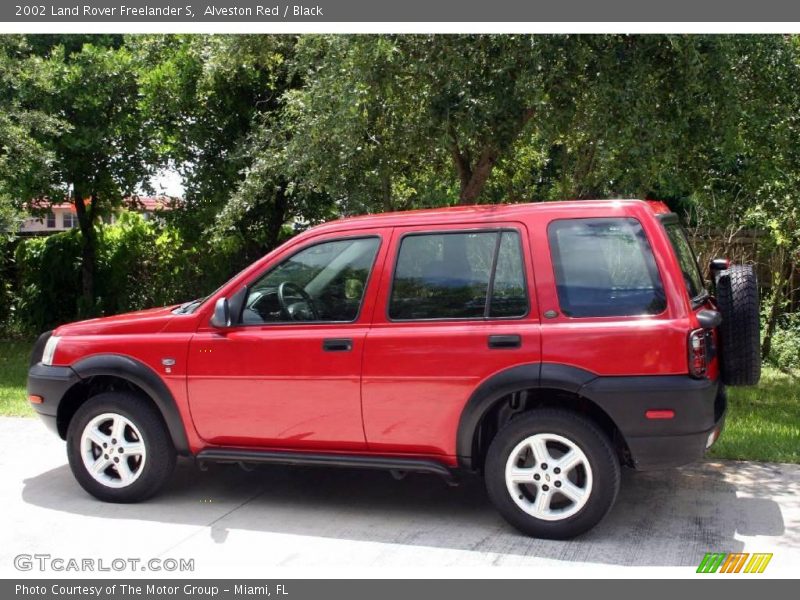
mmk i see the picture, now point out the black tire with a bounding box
[715,264,761,386]
[484,409,620,539]
[66,392,176,503]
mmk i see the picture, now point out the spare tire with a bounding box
[715,265,761,386]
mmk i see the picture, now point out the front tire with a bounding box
[485,409,620,539]
[66,392,176,502]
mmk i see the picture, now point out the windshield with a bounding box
[663,221,706,302]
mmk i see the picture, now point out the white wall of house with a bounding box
[19,208,122,234]
[19,207,82,233]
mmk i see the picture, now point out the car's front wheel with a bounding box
[66,392,176,502]
[485,409,620,539]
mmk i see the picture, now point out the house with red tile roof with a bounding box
[18,196,177,234]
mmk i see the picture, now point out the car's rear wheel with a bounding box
[485,409,620,539]
[66,392,176,502]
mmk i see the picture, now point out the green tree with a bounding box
[286,35,568,208]
[18,36,156,310]
[0,36,62,234]
[137,35,312,256]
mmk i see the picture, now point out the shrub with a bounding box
[15,230,83,333]
[767,312,800,373]
[11,213,244,333]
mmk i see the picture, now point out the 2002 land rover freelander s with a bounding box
[27,199,760,539]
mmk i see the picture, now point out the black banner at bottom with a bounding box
[2,579,793,600]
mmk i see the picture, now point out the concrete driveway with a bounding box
[1,416,798,576]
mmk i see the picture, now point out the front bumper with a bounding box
[27,363,81,438]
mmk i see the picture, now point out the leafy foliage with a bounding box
[11,213,240,333]
[2,34,800,336]
[0,36,63,233]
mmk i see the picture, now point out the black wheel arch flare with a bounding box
[455,362,719,470]
[69,354,191,455]
[456,363,595,470]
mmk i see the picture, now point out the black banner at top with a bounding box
[4,0,800,22]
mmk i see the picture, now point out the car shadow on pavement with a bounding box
[21,458,787,567]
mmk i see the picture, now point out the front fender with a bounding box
[71,354,190,455]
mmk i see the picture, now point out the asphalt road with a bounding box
[1,416,798,576]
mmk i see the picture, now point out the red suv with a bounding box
[27,200,760,539]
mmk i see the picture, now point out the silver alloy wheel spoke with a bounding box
[122,441,145,456]
[535,487,552,514]
[556,450,582,473]
[508,467,536,483]
[529,437,551,465]
[80,412,146,489]
[86,429,110,448]
[91,456,111,475]
[559,479,588,503]
[110,416,126,443]
[504,432,593,522]
[117,458,134,484]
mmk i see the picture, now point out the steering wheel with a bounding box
[277,282,320,321]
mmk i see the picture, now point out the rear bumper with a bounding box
[583,375,727,470]
[26,362,80,439]
[625,414,725,470]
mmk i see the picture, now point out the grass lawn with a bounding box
[0,339,33,417]
[0,339,797,463]
[709,366,800,464]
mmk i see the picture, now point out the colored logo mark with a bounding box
[697,552,773,573]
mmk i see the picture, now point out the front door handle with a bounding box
[488,334,522,349]
[322,338,353,352]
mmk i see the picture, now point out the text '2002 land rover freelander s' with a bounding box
[27,200,760,539]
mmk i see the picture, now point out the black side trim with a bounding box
[71,355,191,455]
[196,449,458,485]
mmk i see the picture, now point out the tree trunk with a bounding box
[761,256,793,360]
[73,191,96,314]
[381,171,393,212]
[265,187,289,252]
[449,108,536,205]
[458,146,499,204]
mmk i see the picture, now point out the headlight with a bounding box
[42,336,61,366]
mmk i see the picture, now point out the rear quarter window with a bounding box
[663,222,706,301]
[548,217,667,318]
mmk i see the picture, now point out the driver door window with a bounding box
[243,237,380,324]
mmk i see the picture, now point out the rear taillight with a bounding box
[688,328,708,378]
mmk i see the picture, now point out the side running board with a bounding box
[195,448,459,486]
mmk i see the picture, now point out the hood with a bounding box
[54,305,180,336]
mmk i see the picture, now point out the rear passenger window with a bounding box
[389,230,528,320]
[548,218,666,318]
[490,232,529,317]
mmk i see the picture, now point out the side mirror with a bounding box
[697,308,722,330]
[710,258,730,273]
[210,297,230,328]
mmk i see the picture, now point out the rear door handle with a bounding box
[488,334,522,349]
[322,338,353,352]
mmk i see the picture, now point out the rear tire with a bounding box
[716,264,761,386]
[66,392,176,503]
[485,409,620,539]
